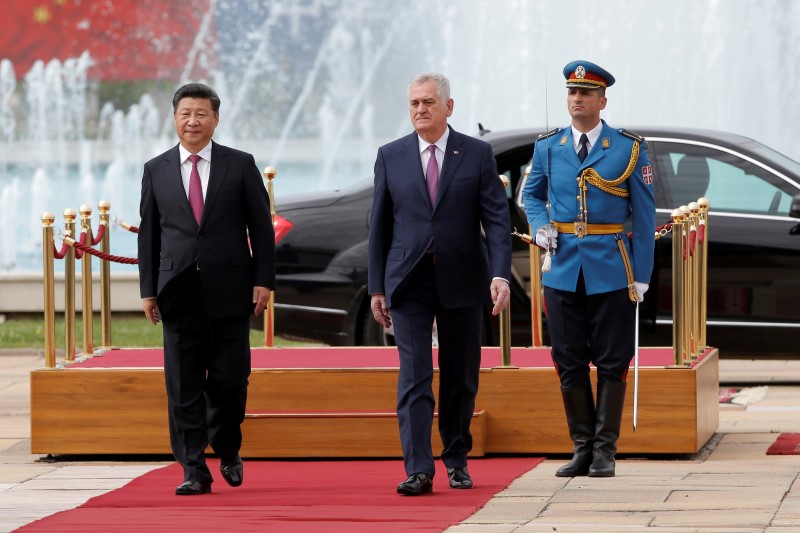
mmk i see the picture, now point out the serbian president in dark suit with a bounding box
[138,83,275,496]
[368,73,512,495]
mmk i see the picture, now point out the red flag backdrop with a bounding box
[0,0,212,81]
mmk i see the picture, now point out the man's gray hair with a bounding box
[408,73,451,103]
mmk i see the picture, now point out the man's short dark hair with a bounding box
[172,83,221,113]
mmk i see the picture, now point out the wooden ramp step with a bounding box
[240,410,487,458]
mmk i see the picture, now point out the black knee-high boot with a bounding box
[588,381,627,477]
[555,384,596,477]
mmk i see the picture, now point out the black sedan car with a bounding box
[270,127,800,357]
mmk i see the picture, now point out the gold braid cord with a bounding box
[578,140,640,198]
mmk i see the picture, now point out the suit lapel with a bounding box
[402,133,430,207]
[435,127,465,211]
[559,129,581,168]
[202,142,229,227]
[164,145,198,228]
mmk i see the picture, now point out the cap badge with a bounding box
[575,65,586,79]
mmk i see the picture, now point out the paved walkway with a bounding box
[2,351,800,532]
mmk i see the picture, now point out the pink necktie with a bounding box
[426,144,438,204]
[188,154,204,224]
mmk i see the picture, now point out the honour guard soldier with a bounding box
[522,60,656,477]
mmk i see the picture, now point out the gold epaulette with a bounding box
[618,128,644,142]
[537,128,561,140]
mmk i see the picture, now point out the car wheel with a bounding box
[363,313,392,346]
[361,313,439,347]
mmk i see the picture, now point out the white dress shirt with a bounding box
[418,127,449,178]
[178,141,213,200]
[571,121,603,157]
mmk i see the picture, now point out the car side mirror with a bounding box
[791,194,800,219]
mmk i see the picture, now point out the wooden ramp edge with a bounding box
[30,349,719,457]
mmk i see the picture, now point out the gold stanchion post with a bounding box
[697,197,710,350]
[680,205,695,360]
[689,201,702,357]
[63,208,77,362]
[529,233,544,347]
[98,200,112,348]
[80,204,94,356]
[522,165,544,348]
[497,175,514,367]
[670,208,686,366]
[263,166,277,348]
[42,212,57,368]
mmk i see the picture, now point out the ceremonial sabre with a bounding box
[633,301,640,431]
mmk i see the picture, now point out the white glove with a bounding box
[535,225,558,250]
[634,282,649,303]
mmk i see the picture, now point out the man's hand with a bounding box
[370,294,391,328]
[490,278,510,316]
[142,298,160,325]
[253,286,272,316]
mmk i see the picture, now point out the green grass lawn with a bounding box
[0,313,313,349]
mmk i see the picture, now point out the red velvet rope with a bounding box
[74,231,88,259]
[92,223,105,245]
[625,222,673,241]
[114,218,139,233]
[698,221,706,244]
[65,238,138,265]
[52,240,69,260]
[689,228,697,256]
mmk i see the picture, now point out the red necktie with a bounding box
[426,144,438,204]
[188,154,204,224]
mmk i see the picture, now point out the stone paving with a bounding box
[2,350,799,532]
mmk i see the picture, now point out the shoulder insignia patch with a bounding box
[619,128,644,142]
[537,127,561,140]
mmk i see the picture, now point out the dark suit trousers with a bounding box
[390,254,482,476]
[159,266,251,484]
[544,270,635,388]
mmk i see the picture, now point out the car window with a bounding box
[653,142,794,216]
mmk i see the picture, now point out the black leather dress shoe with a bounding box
[447,467,473,489]
[220,456,244,487]
[397,473,433,495]
[175,480,211,495]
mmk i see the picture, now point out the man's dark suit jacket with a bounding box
[138,141,275,317]
[368,127,511,306]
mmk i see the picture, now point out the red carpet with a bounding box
[766,433,800,455]
[72,346,683,369]
[17,457,543,532]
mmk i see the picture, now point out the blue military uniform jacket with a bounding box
[522,120,656,295]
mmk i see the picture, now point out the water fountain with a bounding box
[0,0,798,273]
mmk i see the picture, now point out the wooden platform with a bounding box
[29,347,719,457]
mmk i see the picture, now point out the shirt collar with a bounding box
[571,121,603,151]
[418,127,450,154]
[179,141,213,163]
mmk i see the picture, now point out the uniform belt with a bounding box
[552,222,624,235]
